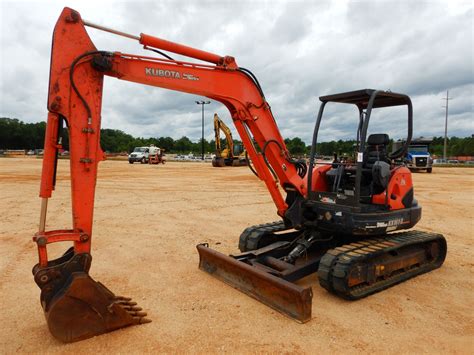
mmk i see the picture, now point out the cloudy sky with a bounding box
[0,0,472,143]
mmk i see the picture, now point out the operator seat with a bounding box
[364,133,391,168]
[362,133,392,198]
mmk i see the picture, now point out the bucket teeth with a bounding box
[107,294,151,325]
[133,316,152,324]
[113,296,132,301]
[113,300,138,307]
[129,311,147,317]
[109,300,144,315]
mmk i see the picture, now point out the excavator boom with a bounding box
[34,7,308,342]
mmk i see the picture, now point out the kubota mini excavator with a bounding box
[33,8,447,342]
[212,113,247,167]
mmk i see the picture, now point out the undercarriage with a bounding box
[198,223,446,322]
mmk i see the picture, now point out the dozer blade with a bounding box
[197,243,313,323]
[33,249,150,343]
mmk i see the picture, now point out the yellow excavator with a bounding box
[212,113,248,167]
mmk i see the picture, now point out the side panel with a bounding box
[310,165,331,193]
[372,167,414,210]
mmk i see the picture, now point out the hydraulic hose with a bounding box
[69,50,113,121]
[262,139,308,179]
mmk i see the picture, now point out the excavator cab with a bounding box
[305,89,421,236]
[198,89,446,323]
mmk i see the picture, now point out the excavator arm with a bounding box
[213,114,222,155]
[34,7,308,342]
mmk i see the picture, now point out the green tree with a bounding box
[174,136,194,153]
[2,117,473,158]
[284,137,306,155]
[100,129,134,152]
[157,137,174,152]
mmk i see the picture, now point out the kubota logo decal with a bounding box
[145,68,199,81]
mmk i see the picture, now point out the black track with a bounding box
[318,230,447,300]
[238,221,298,252]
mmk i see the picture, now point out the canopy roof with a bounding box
[319,89,410,109]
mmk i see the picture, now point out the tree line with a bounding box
[1,117,473,156]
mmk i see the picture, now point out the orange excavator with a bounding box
[34,8,447,342]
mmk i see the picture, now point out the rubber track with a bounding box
[238,221,289,252]
[318,230,447,300]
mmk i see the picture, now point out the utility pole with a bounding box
[195,100,211,160]
[441,90,453,161]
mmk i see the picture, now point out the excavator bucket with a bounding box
[33,248,150,343]
[196,243,314,322]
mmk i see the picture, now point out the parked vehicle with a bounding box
[148,146,165,164]
[393,137,433,173]
[211,113,247,167]
[128,146,149,164]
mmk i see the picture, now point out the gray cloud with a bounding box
[1,0,472,144]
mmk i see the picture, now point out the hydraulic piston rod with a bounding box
[83,19,223,64]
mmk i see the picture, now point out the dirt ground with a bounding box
[0,157,472,353]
